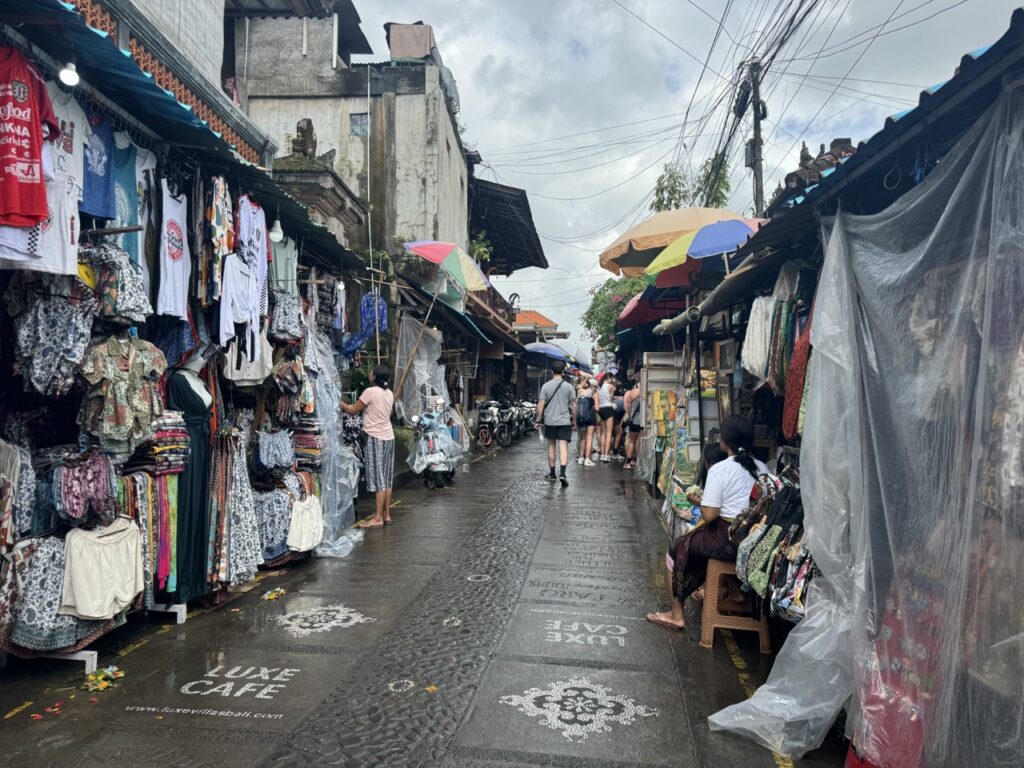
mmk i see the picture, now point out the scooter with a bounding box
[495,400,516,447]
[477,401,500,447]
[409,397,461,489]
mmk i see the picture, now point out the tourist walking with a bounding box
[575,377,599,466]
[622,380,643,469]
[536,360,575,486]
[597,373,616,461]
[341,365,396,527]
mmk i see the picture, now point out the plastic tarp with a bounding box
[395,313,471,452]
[710,84,1024,766]
[304,299,362,558]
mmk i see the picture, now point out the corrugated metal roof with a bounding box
[775,7,1024,212]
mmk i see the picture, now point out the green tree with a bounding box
[581,276,649,350]
[651,163,687,212]
[650,153,731,212]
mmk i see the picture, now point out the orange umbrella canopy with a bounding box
[598,207,745,277]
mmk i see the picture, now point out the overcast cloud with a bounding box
[353,0,1019,341]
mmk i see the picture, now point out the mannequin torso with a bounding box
[178,356,213,409]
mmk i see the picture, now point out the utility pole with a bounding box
[747,57,765,217]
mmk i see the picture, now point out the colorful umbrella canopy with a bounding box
[598,208,746,277]
[405,241,491,292]
[618,291,689,329]
[642,218,763,285]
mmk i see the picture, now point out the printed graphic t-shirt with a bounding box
[358,386,395,441]
[156,180,191,319]
[110,136,138,258]
[81,104,115,219]
[0,48,58,226]
[45,80,86,202]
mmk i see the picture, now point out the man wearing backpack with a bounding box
[575,377,599,466]
[536,360,576,486]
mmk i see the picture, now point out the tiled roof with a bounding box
[515,311,558,330]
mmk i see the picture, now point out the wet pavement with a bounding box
[0,444,846,768]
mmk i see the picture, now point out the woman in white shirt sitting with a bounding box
[647,416,768,630]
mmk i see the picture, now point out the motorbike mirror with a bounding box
[411,415,421,425]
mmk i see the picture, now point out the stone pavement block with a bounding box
[496,604,675,672]
[520,563,654,614]
[452,659,692,767]
[531,538,645,570]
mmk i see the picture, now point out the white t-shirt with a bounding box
[702,454,770,521]
[236,194,269,315]
[0,170,78,275]
[46,82,87,201]
[156,179,191,319]
[219,252,260,361]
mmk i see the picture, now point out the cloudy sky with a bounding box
[354,0,1019,341]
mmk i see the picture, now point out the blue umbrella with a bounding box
[522,342,570,369]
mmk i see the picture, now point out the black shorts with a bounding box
[543,425,573,442]
[577,416,596,428]
[627,423,643,434]
[598,406,615,421]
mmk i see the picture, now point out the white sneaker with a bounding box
[576,457,585,465]
[600,455,611,462]
[584,459,596,467]
[613,454,625,462]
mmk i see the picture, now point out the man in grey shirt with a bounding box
[536,360,575,486]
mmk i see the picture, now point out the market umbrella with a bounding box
[548,338,592,371]
[598,207,746,277]
[404,240,490,292]
[618,291,688,329]
[522,342,570,369]
[642,218,763,286]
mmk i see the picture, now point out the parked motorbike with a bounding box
[496,400,516,447]
[518,400,536,435]
[476,400,500,447]
[409,397,462,489]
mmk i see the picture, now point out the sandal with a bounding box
[645,612,685,631]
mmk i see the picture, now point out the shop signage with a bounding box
[543,618,627,647]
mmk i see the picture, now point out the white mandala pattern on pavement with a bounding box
[275,603,376,638]
[499,676,658,742]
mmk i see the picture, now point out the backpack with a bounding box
[577,393,595,423]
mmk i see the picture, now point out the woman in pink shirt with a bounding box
[341,365,395,527]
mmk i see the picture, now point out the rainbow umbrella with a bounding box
[642,218,763,285]
[404,240,490,292]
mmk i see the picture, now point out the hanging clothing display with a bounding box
[0,171,79,275]
[226,429,262,585]
[79,336,167,456]
[44,80,85,202]
[84,241,152,324]
[110,135,138,248]
[199,176,232,306]
[59,517,143,620]
[236,193,269,316]
[255,489,291,561]
[269,290,303,341]
[4,272,96,396]
[286,494,323,552]
[0,50,58,226]
[156,180,191,319]
[223,326,273,387]
[81,103,115,219]
[270,235,298,294]
[165,371,212,604]
[219,252,260,360]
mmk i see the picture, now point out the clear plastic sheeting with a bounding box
[710,84,1024,767]
[306,326,362,558]
[395,313,446,421]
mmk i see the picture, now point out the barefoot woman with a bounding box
[647,416,767,630]
[341,365,396,527]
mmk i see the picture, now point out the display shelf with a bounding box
[40,650,97,674]
[150,603,188,624]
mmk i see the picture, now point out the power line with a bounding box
[762,0,910,192]
[607,0,730,83]
[483,111,692,155]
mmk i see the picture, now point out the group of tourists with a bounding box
[535,361,645,485]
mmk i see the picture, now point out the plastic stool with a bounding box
[699,558,771,654]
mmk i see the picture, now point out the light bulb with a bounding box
[269,218,284,243]
[59,62,79,87]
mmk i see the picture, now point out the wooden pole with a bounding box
[394,292,438,400]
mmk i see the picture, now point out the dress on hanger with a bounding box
[165,370,212,604]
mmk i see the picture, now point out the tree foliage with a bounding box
[581,276,649,350]
[650,152,731,212]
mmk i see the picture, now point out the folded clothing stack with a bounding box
[291,418,323,471]
[122,411,190,475]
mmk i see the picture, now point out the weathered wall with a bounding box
[127,0,225,93]
[245,60,468,254]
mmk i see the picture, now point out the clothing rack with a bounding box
[150,603,188,625]
[40,650,98,674]
[81,225,145,237]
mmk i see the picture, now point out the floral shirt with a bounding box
[79,336,167,457]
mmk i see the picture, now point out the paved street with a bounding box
[1,444,844,767]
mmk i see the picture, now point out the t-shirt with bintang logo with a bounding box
[156,179,191,319]
[0,48,58,227]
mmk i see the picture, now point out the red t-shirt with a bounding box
[0,47,58,227]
